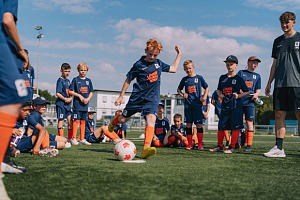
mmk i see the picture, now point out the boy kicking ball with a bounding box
[108,38,182,159]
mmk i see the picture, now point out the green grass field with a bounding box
[3,130,300,200]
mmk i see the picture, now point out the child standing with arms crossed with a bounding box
[177,60,209,150]
[69,63,93,145]
[108,38,181,159]
[55,63,73,142]
[209,55,250,153]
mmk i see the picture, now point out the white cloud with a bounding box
[245,0,300,11]
[31,0,100,14]
[197,26,277,41]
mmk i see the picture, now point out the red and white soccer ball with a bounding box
[114,140,137,161]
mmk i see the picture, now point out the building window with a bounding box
[102,96,107,103]
[177,99,184,105]
[166,99,171,106]
[111,96,116,103]
[103,111,106,114]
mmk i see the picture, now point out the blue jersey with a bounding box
[70,76,93,111]
[126,56,170,106]
[114,123,127,137]
[217,74,249,110]
[237,70,261,107]
[55,77,71,111]
[85,118,95,139]
[27,111,44,136]
[178,75,208,109]
[212,90,222,117]
[21,67,35,102]
[171,124,186,137]
[202,96,210,112]
[155,117,170,142]
[0,0,27,106]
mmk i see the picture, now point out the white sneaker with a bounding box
[1,162,23,174]
[263,146,286,158]
[69,139,79,145]
[65,142,72,148]
[39,148,59,157]
[0,175,11,200]
[80,139,92,145]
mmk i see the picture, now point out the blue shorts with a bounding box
[16,136,33,152]
[156,134,165,143]
[86,133,102,143]
[72,110,88,120]
[184,106,204,124]
[123,104,157,117]
[56,106,72,120]
[218,105,244,130]
[49,134,56,141]
[0,43,27,106]
[242,106,255,121]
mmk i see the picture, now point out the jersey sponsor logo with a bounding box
[195,78,198,83]
[86,81,89,85]
[73,114,78,119]
[60,114,64,118]
[79,86,88,94]
[295,41,300,49]
[147,71,158,82]
[123,109,128,116]
[222,87,232,95]
[155,127,164,134]
[232,79,236,85]
[15,79,28,97]
[154,64,160,69]
[162,121,165,126]
[253,75,257,79]
[187,85,196,93]
[245,81,253,89]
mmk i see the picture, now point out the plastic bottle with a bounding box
[10,127,24,147]
[255,98,263,106]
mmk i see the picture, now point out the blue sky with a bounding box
[17,0,300,96]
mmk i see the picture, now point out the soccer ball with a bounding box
[114,140,137,161]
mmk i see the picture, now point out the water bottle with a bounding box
[10,127,24,147]
[255,98,263,106]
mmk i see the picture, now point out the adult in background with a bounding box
[264,11,300,158]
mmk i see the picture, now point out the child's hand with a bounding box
[175,45,181,54]
[200,96,206,102]
[79,95,85,102]
[233,93,239,99]
[12,128,21,137]
[83,98,89,104]
[32,147,40,155]
[65,97,72,103]
[115,96,123,106]
[183,93,189,99]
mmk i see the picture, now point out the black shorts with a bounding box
[273,87,300,112]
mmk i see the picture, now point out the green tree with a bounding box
[37,89,57,103]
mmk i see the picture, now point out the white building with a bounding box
[160,94,218,130]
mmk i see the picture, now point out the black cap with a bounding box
[248,56,261,63]
[158,102,165,108]
[224,55,238,64]
[33,97,50,105]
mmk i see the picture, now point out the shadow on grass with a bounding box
[78,148,113,153]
